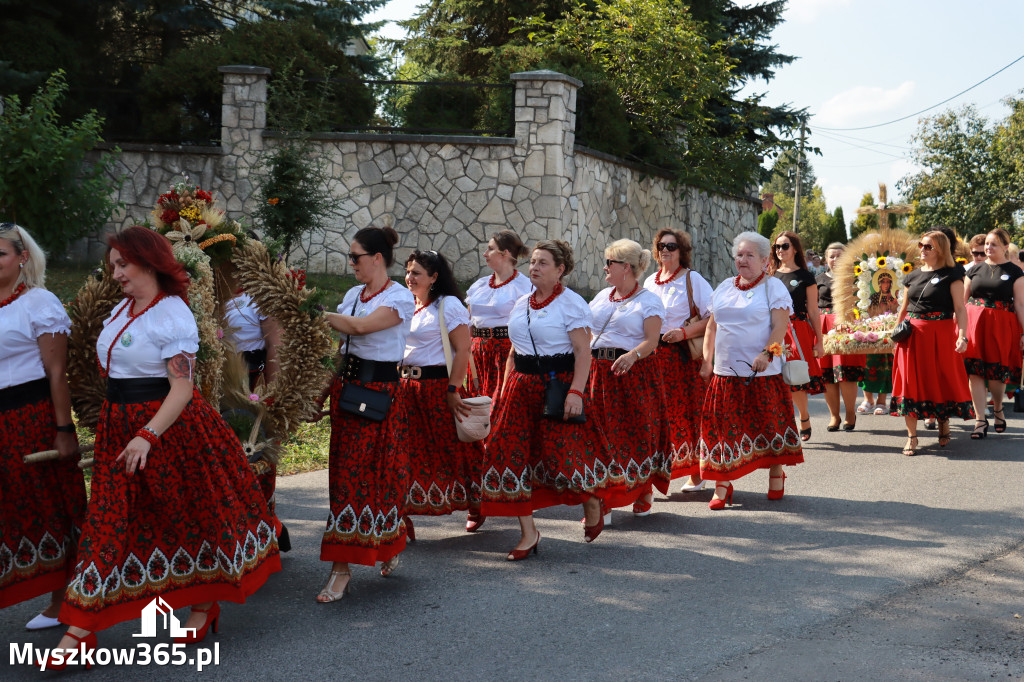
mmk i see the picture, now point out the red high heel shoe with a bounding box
[174,603,220,644]
[403,515,416,541]
[41,631,96,671]
[632,493,653,517]
[465,511,486,533]
[767,472,787,500]
[506,532,541,561]
[708,482,734,510]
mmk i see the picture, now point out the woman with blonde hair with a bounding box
[589,239,666,516]
[817,242,866,429]
[643,227,712,492]
[0,224,86,630]
[890,231,973,455]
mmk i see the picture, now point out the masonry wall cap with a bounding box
[218,65,272,75]
[510,70,584,88]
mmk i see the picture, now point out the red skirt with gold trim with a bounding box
[470,337,511,402]
[890,317,974,420]
[397,376,483,516]
[0,396,86,609]
[652,342,705,480]
[964,303,1022,383]
[784,316,825,394]
[322,376,409,565]
[698,375,804,481]
[819,312,867,383]
[587,355,668,506]
[60,389,281,631]
[481,369,611,516]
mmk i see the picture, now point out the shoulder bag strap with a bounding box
[341,293,360,370]
[685,269,699,319]
[764,280,805,363]
[438,297,453,377]
[525,304,540,356]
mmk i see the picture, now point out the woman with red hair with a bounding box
[46,226,280,669]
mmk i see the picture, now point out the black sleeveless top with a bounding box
[905,266,965,315]
[816,272,834,310]
[774,268,817,316]
[966,261,1024,303]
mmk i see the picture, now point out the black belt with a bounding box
[513,352,575,375]
[399,365,449,380]
[471,326,509,339]
[592,347,629,361]
[242,348,267,373]
[0,377,50,412]
[106,378,171,404]
[341,356,400,383]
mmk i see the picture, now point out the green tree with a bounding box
[760,150,829,250]
[849,192,877,239]
[822,206,847,246]
[758,209,779,239]
[0,71,121,257]
[992,93,1024,240]
[897,105,1017,234]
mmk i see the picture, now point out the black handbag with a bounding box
[526,306,585,424]
[891,275,931,344]
[1015,367,1024,413]
[338,295,393,421]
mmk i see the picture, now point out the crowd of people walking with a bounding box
[3,218,1020,665]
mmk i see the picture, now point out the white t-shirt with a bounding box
[403,295,471,367]
[588,287,665,349]
[465,271,534,328]
[223,292,267,352]
[337,281,415,362]
[97,296,199,379]
[508,287,593,356]
[709,277,793,378]
[0,287,72,389]
[643,269,713,333]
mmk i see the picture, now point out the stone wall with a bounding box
[79,67,758,292]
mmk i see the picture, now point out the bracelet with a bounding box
[567,389,585,401]
[55,423,76,434]
[633,349,642,360]
[135,426,160,446]
[681,327,687,340]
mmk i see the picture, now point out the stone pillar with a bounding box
[218,65,270,214]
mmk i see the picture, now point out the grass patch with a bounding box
[48,262,99,303]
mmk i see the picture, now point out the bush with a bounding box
[0,70,121,257]
[401,80,486,133]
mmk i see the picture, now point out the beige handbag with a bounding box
[684,269,706,361]
[439,298,492,442]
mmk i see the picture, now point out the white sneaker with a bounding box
[25,613,62,631]
[680,479,706,492]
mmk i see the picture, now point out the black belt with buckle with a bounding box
[398,365,449,380]
[471,326,509,339]
[341,356,400,383]
[513,352,575,375]
[106,378,171,404]
[0,378,50,412]
[592,347,630,361]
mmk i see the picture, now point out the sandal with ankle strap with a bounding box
[902,435,919,456]
[971,419,989,440]
[993,408,1007,433]
[380,555,400,578]
[316,570,352,603]
[799,418,812,442]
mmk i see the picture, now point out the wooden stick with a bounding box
[78,458,94,470]
[23,444,95,464]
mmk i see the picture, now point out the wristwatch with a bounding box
[55,424,76,433]
[447,384,458,393]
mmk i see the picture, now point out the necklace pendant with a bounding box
[618,304,629,312]
[538,310,549,318]
[746,290,754,299]
[121,332,134,347]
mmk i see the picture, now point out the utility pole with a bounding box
[792,121,807,233]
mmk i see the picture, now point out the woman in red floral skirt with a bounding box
[482,240,610,559]
[590,239,666,516]
[962,229,1023,438]
[817,242,867,430]
[398,250,485,533]
[771,230,824,441]
[50,227,280,666]
[890,231,973,455]
[0,224,86,630]
[699,232,804,509]
[465,230,533,401]
[643,227,712,492]
[319,226,414,601]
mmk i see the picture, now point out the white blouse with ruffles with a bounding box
[223,292,267,352]
[508,288,593,357]
[643,269,713,333]
[588,287,666,349]
[97,296,199,379]
[465,271,534,329]
[709,277,793,378]
[337,281,415,363]
[403,295,471,367]
[0,287,72,389]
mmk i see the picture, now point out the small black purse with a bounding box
[890,276,931,344]
[526,306,585,424]
[338,295,393,422]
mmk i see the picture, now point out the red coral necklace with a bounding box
[489,270,518,289]
[654,265,683,286]
[0,283,26,309]
[735,272,766,291]
[360,279,391,304]
[530,282,563,310]
[609,282,639,302]
[101,292,166,376]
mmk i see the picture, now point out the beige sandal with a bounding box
[380,555,400,578]
[316,570,351,603]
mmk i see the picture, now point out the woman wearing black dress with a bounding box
[963,228,1024,438]
[770,231,824,441]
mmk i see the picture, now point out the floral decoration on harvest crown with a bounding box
[151,174,245,266]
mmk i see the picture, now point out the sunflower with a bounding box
[955,257,967,265]
[902,262,913,274]
[876,256,887,268]
[853,265,863,276]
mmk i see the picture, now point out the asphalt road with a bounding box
[6,395,1024,680]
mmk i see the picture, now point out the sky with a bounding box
[366,0,1024,225]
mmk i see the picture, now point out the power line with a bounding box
[815,52,1024,131]
[814,129,913,151]
[813,130,908,160]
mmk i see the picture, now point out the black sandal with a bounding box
[800,418,812,442]
[902,435,919,456]
[971,419,989,440]
[993,408,1007,433]
[826,420,841,432]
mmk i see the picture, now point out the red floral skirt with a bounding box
[471,336,512,402]
[60,389,281,631]
[890,317,974,420]
[784,316,824,394]
[0,397,86,609]
[698,375,804,481]
[397,376,483,516]
[587,355,668,506]
[481,369,611,516]
[322,377,409,565]
[652,342,705,480]
[819,312,867,384]
[964,303,1022,383]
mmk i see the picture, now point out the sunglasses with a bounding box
[605,259,625,267]
[972,251,985,257]
[919,243,934,252]
[774,243,791,251]
[733,360,759,386]
[656,242,680,252]
[344,252,373,264]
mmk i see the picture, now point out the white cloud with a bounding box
[818,179,864,217]
[815,81,916,128]
[777,0,853,23]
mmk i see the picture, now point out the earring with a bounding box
[19,263,24,269]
